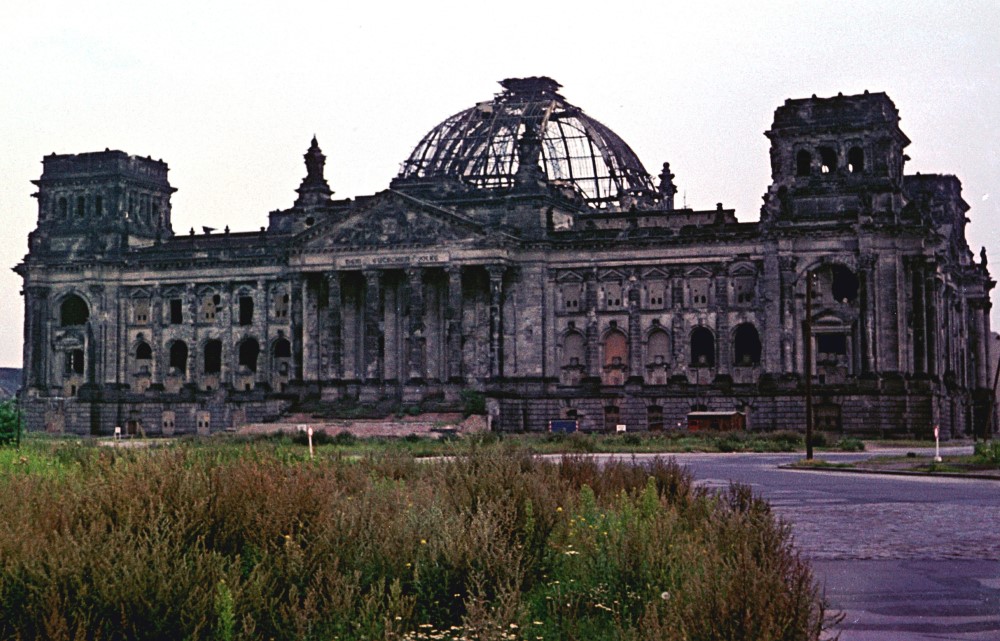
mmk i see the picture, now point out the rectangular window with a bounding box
[603,283,623,310]
[647,282,666,309]
[239,296,254,325]
[690,279,710,307]
[561,284,581,312]
[134,299,150,324]
[170,299,183,324]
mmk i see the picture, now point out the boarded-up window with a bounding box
[604,405,620,432]
[562,331,585,367]
[604,330,627,367]
[561,284,582,312]
[603,283,623,310]
[733,277,755,305]
[647,329,670,365]
[689,279,709,307]
[274,290,290,319]
[647,405,664,431]
[647,281,666,308]
[134,299,150,324]
[200,293,220,322]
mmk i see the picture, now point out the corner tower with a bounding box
[761,91,910,225]
[29,150,175,256]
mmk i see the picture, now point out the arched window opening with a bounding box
[796,150,812,177]
[690,327,715,367]
[819,147,837,174]
[647,329,670,365]
[204,340,222,374]
[239,339,260,373]
[562,331,585,368]
[169,341,188,374]
[272,338,291,358]
[830,265,859,303]
[848,147,864,173]
[60,295,89,326]
[135,342,152,360]
[733,323,762,366]
[603,330,627,367]
[603,330,628,385]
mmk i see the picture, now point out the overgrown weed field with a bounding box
[0,438,828,640]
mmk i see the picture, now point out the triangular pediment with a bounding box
[126,286,153,299]
[598,268,628,282]
[641,267,669,280]
[555,270,584,283]
[295,190,486,251]
[686,266,713,277]
[729,262,758,277]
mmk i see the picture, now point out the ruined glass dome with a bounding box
[398,77,656,208]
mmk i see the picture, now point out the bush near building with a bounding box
[0,442,827,640]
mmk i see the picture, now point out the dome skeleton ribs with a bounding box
[398,77,657,209]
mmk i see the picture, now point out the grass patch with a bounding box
[0,439,830,640]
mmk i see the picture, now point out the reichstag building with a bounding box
[16,77,995,437]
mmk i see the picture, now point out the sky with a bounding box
[0,1,998,368]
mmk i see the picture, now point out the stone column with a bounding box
[584,270,599,377]
[779,257,797,372]
[487,265,506,378]
[291,276,304,381]
[858,254,877,374]
[627,277,642,380]
[363,270,383,382]
[23,286,49,389]
[924,269,939,378]
[446,266,463,382]
[326,272,342,380]
[407,267,426,382]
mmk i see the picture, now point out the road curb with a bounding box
[777,463,1000,481]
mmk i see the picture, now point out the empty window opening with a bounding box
[647,405,664,431]
[135,342,152,360]
[169,299,183,324]
[819,147,837,174]
[817,334,848,356]
[272,338,292,359]
[796,150,812,177]
[690,327,715,367]
[95,196,103,216]
[733,323,762,366]
[59,197,68,218]
[830,265,859,303]
[60,294,89,326]
[64,349,84,376]
[239,339,260,373]
[239,296,254,325]
[76,196,85,218]
[204,340,222,374]
[604,405,621,432]
[848,147,864,173]
[169,341,188,374]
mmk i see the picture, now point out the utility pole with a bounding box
[804,271,815,460]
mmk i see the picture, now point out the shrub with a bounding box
[836,437,865,452]
[0,441,828,641]
[459,390,486,417]
[973,440,1000,465]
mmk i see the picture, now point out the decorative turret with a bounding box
[293,136,334,209]
[657,162,677,210]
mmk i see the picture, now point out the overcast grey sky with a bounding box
[0,1,997,368]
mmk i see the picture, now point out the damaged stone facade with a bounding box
[16,79,996,438]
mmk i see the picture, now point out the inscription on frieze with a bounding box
[336,253,449,269]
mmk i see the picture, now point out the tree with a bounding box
[0,399,21,446]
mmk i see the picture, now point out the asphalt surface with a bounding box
[592,448,1000,641]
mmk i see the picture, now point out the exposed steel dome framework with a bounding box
[398,77,656,208]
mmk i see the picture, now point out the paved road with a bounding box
[595,449,1000,641]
